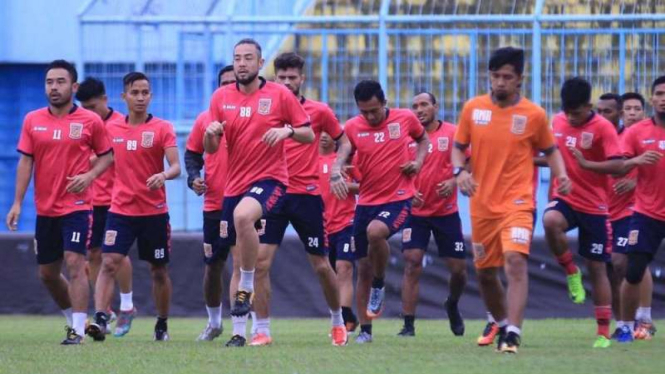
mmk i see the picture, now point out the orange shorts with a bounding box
[470,211,534,269]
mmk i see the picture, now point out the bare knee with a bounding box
[504,253,527,281]
[336,261,354,279]
[64,253,87,280]
[310,255,333,277]
[367,222,388,244]
[447,258,468,278]
[403,251,423,277]
[150,264,170,284]
[87,248,102,265]
[543,211,566,233]
[38,265,61,284]
[477,268,498,286]
[100,255,121,276]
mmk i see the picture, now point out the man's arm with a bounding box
[6,155,34,230]
[545,147,572,195]
[146,147,181,190]
[452,142,478,197]
[533,155,549,167]
[614,151,663,176]
[203,121,224,154]
[66,151,113,194]
[401,132,431,175]
[330,140,354,200]
[184,150,205,192]
[568,146,625,174]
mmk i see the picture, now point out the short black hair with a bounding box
[415,91,437,105]
[621,92,645,108]
[46,59,78,83]
[234,38,262,58]
[599,93,622,109]
[274,52,305,73]
[122,72,150,91]
[75,77,106,102]
[218,65,234,86]
[489,47,524,76]
[561,77,591,111]
[651,75,665,94]
[354,80,385,104]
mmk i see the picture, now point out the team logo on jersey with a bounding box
[511,115,527,135]
[69,123,83,139]
[257,219,267,236]
[472,109,492,125]
[203,243,213,258]
[628,230,639,245]
[220,221,229,238]
[402,228,412,243]
[659,140,665,150]
[437,137,449,151]
[141,131,155,148]
[104,230,118,246]
[580,132,594,149]
[388,123,401,139]
[472,243,486,261]
[258,98,272,115]
[33,126,47,132]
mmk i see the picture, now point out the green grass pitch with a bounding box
[0,316,661,374]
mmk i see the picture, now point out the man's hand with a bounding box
[192,177,207,196]
[146,172,167,190]
[436,178,456,198]
[613,178,636,195]
[456,170,478,197]
[205,121,225,137]
[556,174,573,195]
[568,146,589,169]
[412,191,424,207]
[262,127,292,147]
[400,160,422,176]
[330,170,349,200]
[6,203,20,231]
[633,150,663,166]
[66,173,94,194]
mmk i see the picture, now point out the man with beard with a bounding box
[331,80,431,344]
[205,40,315,347]
[6,60,113,344]
[185,65,235,341]
[247,52,347,347]
[397,91,468,338]
[452,47,571,354]
[616,76,665,343]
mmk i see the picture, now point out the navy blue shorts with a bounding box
[203,210,231,264]
[219,179,286,248]
[627,212,665,258]
[401,213,466,259]
[611,216,632,255]
[102,212,171,265]
[544,198,611,262]
[259,193,327,256]
[353,199,411,259]
[34,210,91,265]
[89,205,110,249]
[328,225,355,263]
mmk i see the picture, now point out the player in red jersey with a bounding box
[86,72,181,342]
[6,60,113,344]
[397,92,468,338]
[249,53,347,346]
[617,77,665,343]
[543,78,624,348]
[319,132,361,332]
[331,80,431,343]
[185,65,235,341]
[621,92,647,128]
[75,77,134,336]
[205,39,315,347]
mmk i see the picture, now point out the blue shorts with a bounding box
[328,225,355,263]
[203,210,231,264]
[611,216,632,255]
[89,205,110,249]
[219,179,286,248]
[401,213,466,259]
[102,212,171,265]
[34,210,91,265]
[259,193,327,256]
[353,199,411,259]
[544,198,611,262]
[627,212,665,258]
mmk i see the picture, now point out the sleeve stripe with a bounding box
[95,148,113,157]
[541,145,557,155]
[17,149,33,157]
[333,130,345,141]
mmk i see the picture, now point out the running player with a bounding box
[75,77,135,337]
[621,92,646,128]
[453,47,571,354]
[616,76,665,343]
[319,131,360,332]
[6,60,113,344]
[86,72,181,342]
[205,39,315,347]
[331,80,431,343]
[250,52,347,347]
[397,91,467,338]
[543,78,624,348]
[184,65,235,341]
